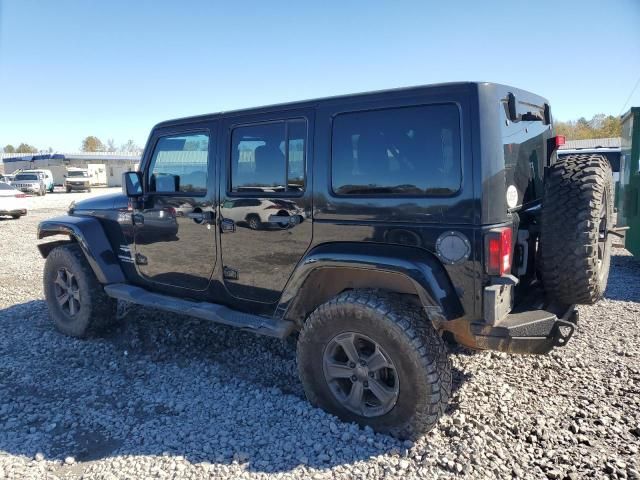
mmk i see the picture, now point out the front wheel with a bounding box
[43,243,118,337]
[297,290,451,439]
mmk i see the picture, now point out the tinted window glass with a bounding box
[0,182,14,190]
[501,102,549,205]
[231,120,306,193]
[332,104,461,196]
[149,133,209,193]
[287,120,306,191]
[15,174,38,181]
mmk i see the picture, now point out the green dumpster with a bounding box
[618,107,640,257]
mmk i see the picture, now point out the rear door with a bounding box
[220,110,313,303]
[133,123,217,291]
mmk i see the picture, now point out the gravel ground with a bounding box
[0,188,639,479]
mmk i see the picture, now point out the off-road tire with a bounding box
[297,290,451,439]
[540,154,613,305]
[43,243,118,337]
[66,187,72,193]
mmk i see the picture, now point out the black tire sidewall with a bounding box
[44,246,100,337]
[597,177,614,295]
[298,297,442,436]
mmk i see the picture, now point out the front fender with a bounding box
[37,215,125,284]
[277,242,463,324]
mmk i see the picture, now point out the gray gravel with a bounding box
[1,188,639,479]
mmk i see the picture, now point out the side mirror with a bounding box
[123,171,143,197]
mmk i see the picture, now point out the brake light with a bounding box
[14,193,26,198]
[555,135,566,147]
[486,227,513,275]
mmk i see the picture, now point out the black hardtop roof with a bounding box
[153,81,547,130]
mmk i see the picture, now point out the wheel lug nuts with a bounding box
[349,362,356,368]
[359,360,367,366]
[351,375,357,382]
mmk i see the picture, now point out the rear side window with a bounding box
[230,119,307,194]
[148,133,209,194]
[331,104,461,196]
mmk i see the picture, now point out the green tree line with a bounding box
[2,136,140,154]
[555,114,621,140]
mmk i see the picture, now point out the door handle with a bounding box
[186,211,214,224]
[186,212,204,221]
[268,214,301,225]
[132,213,144,225]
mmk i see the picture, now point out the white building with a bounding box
[1,152,140,187]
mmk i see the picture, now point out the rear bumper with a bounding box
[469,305,578,354]
[66,184,91,190]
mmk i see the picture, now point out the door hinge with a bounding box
[221,218,236,233]
[135,253,148,265]
[223,266,238,280]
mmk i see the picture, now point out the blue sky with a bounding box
[1,0,639,152]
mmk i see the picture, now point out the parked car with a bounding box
[64,168,92,192]
[0,174,15,183]
[221,198,305,230]
[0,182,27,218]
[21,169,55,192]
[37,82,616,439]
[11,172,45,196]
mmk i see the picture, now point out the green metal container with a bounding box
[618,107,640,257]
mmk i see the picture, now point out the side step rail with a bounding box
[104,283,295,339]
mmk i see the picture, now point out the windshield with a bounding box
[14,174,38,181]
[68,171,89,178]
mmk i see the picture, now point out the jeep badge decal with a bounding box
[506,185,518,208]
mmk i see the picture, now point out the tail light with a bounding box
[554,135,566,147]
[14,193,26,198]
[486,227,513,275]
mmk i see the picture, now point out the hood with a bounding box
[71,192,129,212]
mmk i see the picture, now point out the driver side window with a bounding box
[148,133,209,194]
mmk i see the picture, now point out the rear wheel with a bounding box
[11,214,21,219]
[246,214,261,230]
[43,244,118,337]
[297,290,451,439]
[540,154,613,305]
[66,187,72,193]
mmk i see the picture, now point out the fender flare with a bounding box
[276,242,463,325]
[37,215,125,284]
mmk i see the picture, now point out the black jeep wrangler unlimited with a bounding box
[37,82,614,439]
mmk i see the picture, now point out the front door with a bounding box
[220,111,313,303]
[134,125,217,291]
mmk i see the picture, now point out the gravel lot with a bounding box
[1,188,639,479]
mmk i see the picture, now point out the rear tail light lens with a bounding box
[555,135,566,147]
[486,227,513,275]
[14,193,26,198]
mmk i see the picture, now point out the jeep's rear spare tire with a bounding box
[540,154,613,305]
[297,290,451,439]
